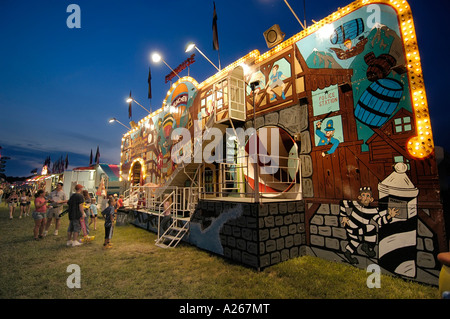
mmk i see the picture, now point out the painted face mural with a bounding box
[121,80,197,184]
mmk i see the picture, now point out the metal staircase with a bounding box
[154,186,201,248]
[152,109,225,198]
[155,216,191,248]
[124,105,241,248]
[151,109,227,248]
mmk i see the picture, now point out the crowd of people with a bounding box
[1,182,124,249]
[0,187,33,220]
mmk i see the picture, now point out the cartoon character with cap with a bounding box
[339,186,399,265]
[315,119,340,157]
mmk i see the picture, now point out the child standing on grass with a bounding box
[102,196,115,249]
[89,197,98,231]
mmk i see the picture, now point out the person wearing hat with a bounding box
[44,182,68,236]
[66,184,85,247]
[316,119,340,157]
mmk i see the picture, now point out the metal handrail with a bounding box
[157,190,175,239]
[201,153,301,200]
[123,151,302,209]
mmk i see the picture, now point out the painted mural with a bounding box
[121,80,197,185]
[297,4,409,151]
[123,0,446,286]
[237,1,445,283]
[290,3,445,284]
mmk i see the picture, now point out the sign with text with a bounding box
[165,54,196,83]
[312,84,340,116]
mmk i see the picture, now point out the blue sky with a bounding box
[1,0,449,177]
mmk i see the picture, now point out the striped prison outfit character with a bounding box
[340,200,392,257]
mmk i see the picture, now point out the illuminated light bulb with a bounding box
[151,52,162,63]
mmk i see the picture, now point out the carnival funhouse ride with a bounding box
[115,0,447,287]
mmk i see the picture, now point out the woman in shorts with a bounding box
[19,190,29,219]
[26,190,32,216]
[7,190,19,219]
[32,190,48,240]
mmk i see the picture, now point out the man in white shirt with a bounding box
[44,182,68,236]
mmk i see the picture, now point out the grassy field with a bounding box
[0,202,440,300]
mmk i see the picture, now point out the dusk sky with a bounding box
[1,0,449,177]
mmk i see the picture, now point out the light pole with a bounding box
[109,118,131,130]
[151,52,181,80]
[185,42,220,72]
[283,0,306,30]
[249,80,260,203]
[126,96,151,114]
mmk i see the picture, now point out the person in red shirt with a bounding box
[32,189,48,240]
[117,195,124,209]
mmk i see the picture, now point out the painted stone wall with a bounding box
[306,202,440,285]
[257,201,306,268]
[189,200,306,269]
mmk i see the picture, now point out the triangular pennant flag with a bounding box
[212,2,219,51]
[128,90,132,119]
[148,67,152,100]
[95,146,100,165]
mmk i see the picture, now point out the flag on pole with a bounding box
[59,155,63,173]
[44,155,51,167]
[95,146,100,165]
[89,149,93,166]
[148,67,152,100]
[128,90,132,119]
[212,2,219,51]
[65,154,69,169]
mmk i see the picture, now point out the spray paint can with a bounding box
[378,162,418,278]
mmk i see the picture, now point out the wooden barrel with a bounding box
[364,52,397,82]
[354,78,403,128]
[330,18,365,45]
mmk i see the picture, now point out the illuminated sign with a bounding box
[165,54,196,83]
